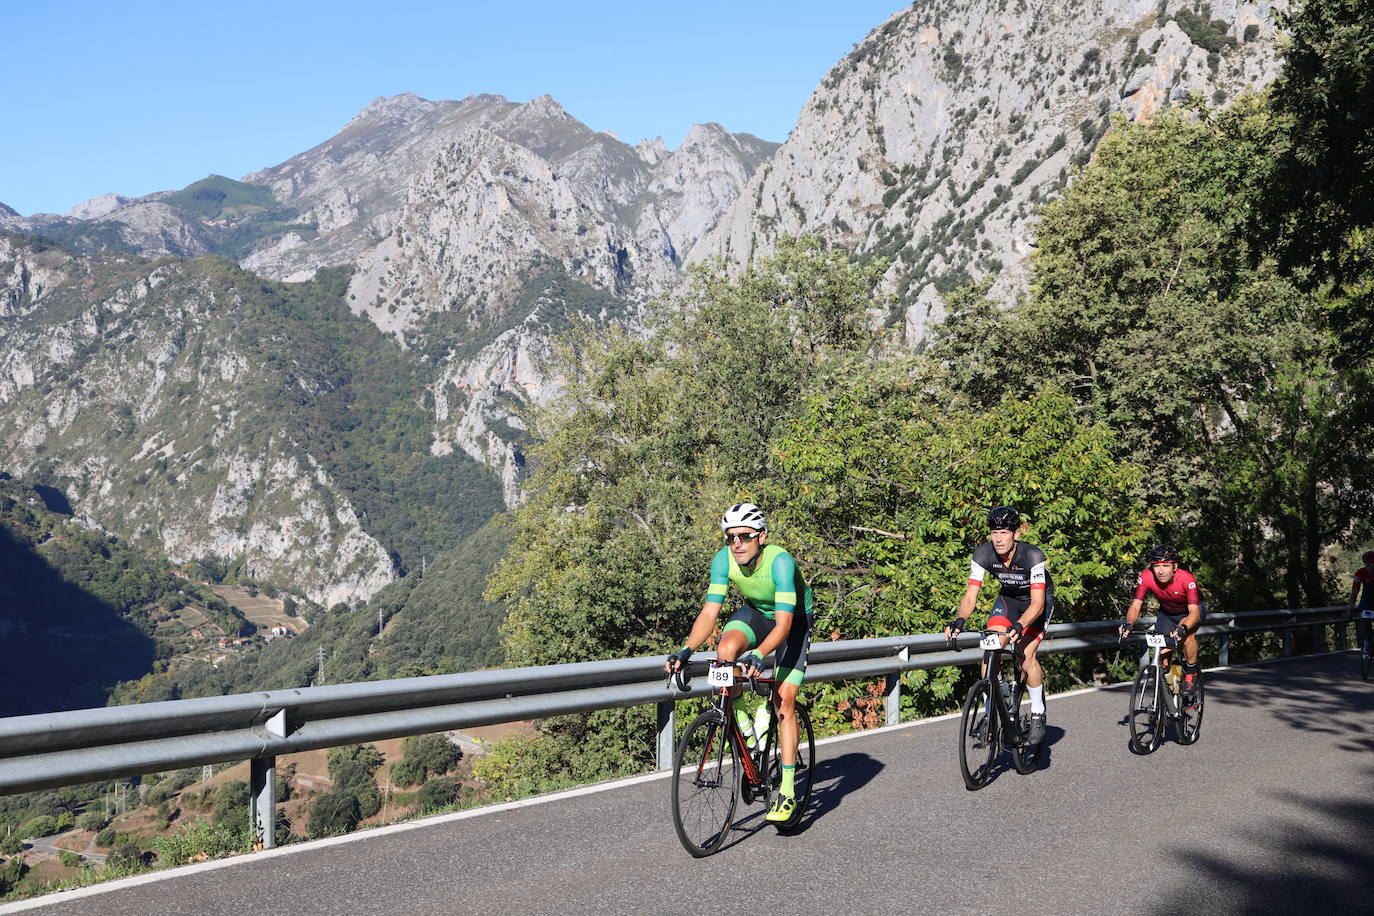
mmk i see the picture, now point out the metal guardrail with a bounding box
[0,605,1353,848]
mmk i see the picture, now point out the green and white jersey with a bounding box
[705,543,814,619]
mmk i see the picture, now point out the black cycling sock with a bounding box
[1183,660,1201,675]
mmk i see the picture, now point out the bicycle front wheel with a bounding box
[1009,681,1040,775]
[671,709,739,857]
[1177,676,1204,745]
[765,702,815,831]
[1127,666,1163,755]
[1362,632,1372,682]
[958,681,997,790]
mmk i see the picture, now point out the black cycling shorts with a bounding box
[721,603,811,686]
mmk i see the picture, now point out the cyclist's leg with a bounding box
[1181,601,1206,666]
[719,603,771,662]
[773,618,811,770]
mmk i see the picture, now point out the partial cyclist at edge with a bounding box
[943,506,1054,746]
[1348,549,1374,653]
[665,503,814,824]
[1118,544,1205,697]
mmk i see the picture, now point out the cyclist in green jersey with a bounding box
[666,503,814,824]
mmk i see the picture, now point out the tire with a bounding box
[1362,633,1372,682]
[958,681,997,790]
[1177,676,1204,745]
[1127,666,1163,755]
[764,702,815,832]
[671,709,739,857]
[1009,680,1040,774]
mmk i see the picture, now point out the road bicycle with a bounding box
[952,630,1043,790]
[1358,608,1374,681]
[1126,632,1203,752]
[668,659,815,857]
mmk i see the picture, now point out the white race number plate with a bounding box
[1361,610,1374,619]
[980,633,1003,651]
[1145,634,1168,648]
[708,666,735,687]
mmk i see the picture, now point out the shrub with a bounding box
[416,779,459,813]
[308,792,361,838]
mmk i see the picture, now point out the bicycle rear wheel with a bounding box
[765,702,815,831]
[958,681,997,790]
[671,709,739,857]
[1362,633,1372,682]
[1127,666,1163,754]
[1009,680,1040,774]
[1177,676,1204,745]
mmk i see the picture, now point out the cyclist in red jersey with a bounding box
[1118,544,1204,696]
[1348,550,1374,646]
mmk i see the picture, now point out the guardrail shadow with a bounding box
[1205,654,1374,754]
[1154,771,1374,915]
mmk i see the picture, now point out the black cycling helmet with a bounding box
[1147,544,1180,563]
[987,506,1020,531]
[1362,550,1374,564]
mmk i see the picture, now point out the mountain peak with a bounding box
[0,200,17,219]
[67,193,129,220]
[522,94,567,119]
[635,136,669,165]
[343,92,440,131]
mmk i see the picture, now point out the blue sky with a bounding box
[4,0,907,216]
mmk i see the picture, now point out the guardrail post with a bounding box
[1282,628,1293,657]
[1310,623,1323,653]
[885,647,909,726]
[1218,633,1230,667]
[1336,620,1348,650]
[250,756,276,850]
[656,701,675,771]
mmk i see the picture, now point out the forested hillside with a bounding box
[475,0,1374,792]
[0,476,250,715]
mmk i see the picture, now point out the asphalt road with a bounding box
[8,653,1373,916]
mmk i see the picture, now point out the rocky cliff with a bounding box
[0,234,501,606]
[700,0,1285,340]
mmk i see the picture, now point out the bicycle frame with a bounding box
[1141,635,1183,721]
[975,631,1029,747]
[696,662,774,791]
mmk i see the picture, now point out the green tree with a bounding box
[1018,102,1374,607]
[1264,0,1374,292]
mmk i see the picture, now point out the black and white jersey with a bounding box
[969,541,1053,612]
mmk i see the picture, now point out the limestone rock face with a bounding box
[699,0,1285,342]
[66,193,129,220]
[0,239,398,606]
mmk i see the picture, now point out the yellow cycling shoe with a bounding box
[764,793,797,823]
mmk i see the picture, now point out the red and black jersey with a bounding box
[1133,567,1201,616]
[969,541,1052,612]
[1353,567,1374,609]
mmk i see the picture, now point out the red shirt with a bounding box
[1354,567,1374,608]
[1133,568,1201,616]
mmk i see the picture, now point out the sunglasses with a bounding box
[725,531,761,545]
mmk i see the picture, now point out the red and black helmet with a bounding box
[1147,544,1180,564]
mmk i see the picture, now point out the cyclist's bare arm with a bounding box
[1016,589,1045,633]
[666,600,724,671]
[1181,601,1202,634]
[1121,598,1145,635]
[945,581,982,637]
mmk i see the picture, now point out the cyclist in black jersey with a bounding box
[943,506,1054,744]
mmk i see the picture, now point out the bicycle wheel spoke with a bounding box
[672,712,739,856]
[1128,667,1162,754]
[959,681,997,789]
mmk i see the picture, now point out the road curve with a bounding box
[6,653,1372,916]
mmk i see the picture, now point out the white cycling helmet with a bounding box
[720,502,766,532]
